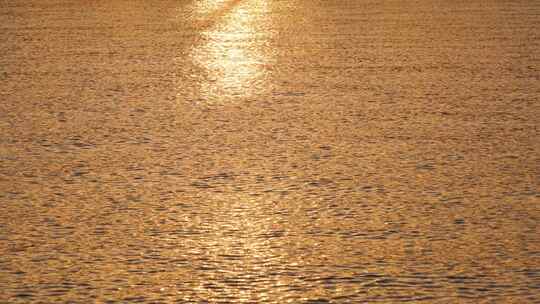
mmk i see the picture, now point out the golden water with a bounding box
[0,0,539,302]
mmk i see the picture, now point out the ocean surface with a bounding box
[1,0,539,303]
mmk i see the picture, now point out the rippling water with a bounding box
[1,0,539,303]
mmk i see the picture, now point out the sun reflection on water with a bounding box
[192,193,281,302]
[189,0,274,102]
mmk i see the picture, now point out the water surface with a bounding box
[0,0,539,303]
